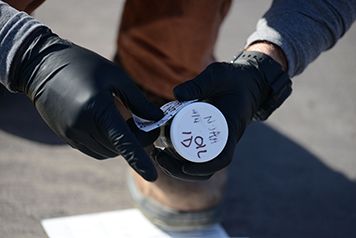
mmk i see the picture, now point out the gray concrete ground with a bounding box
[1,1,356,237]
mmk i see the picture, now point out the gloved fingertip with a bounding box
[135,103,164,122]
[182,163,216,177]
[173,84,192,101]
[121,145,157,181]
[140,169,158,182]
[134,160,158,182]
[182,165,214,180]
[149,107,164,121]
[127,119,160,146]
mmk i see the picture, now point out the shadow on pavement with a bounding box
[223,123,356,237]
[1,85,356,237]
[0,85,63,145]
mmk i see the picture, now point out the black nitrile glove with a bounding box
[154,51,292,181]
[10,27,163,181]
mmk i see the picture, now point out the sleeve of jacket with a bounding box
[246,0,356,77]
[0,1,45,92]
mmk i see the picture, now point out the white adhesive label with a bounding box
[170,102,228,163]
[132,100,197,132]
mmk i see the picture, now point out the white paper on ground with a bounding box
[41,208,229,238]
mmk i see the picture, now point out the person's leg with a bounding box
[115,0,232,230]
[115,0,232,100]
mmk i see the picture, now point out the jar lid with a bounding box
[170,102,228,163]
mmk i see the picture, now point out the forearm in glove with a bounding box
[10,27,163,181]
[154,51,292,181]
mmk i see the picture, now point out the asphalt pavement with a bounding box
[1,1,356,237]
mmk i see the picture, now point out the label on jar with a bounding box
[170,102,228,163]
[132,100,197,132]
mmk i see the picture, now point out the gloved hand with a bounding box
[153,51,292,181]
[11,27,163,181]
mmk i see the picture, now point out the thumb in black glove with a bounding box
[154,51,292,180]
[10,27,163,181]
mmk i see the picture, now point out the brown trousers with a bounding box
[4,0,45,14]
[117,0,231,99]
[7,0,231,99]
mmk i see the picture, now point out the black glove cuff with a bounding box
[232,51,292,121]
